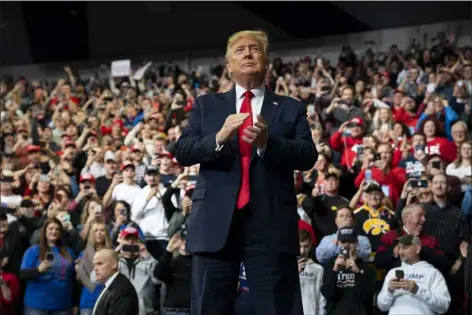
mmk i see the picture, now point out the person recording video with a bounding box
[116,227,158,315]
[154,226,192,315]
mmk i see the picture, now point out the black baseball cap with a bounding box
[337,227,358,243]
[325,172,340,180]
[364,182,383,194]
[145,165,159,175]
[20,199,35,208]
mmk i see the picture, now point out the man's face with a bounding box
[406,208,426,234]
[93,252,117,284]
[451,127,467,143]
[227,36,266,80]
[122,166,135,180]
[299,239,311,258]
[145,172,159,187]
[366,191,383,208]
[131,150,143,163]
[412,135,426,148]
[399,243,419,263]
[378,144,393,164]
[20,206,36,218]
[323,177,339,194]
[160,156,172,170]
[335,208,354,229]
[341,88,354,104]
[431,174,448,197]
[105,160,117,174]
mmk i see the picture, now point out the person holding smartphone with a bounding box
[377,235,450,315]
[20,217,76,315]
[116,227,158,315]
[321,227,376,315]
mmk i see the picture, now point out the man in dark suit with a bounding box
[91,249,139,315]
[174,29,317,315]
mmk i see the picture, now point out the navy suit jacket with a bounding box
[174,87,317,254]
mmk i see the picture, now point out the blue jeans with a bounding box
[80,309,93,315]
[24,307,70,315]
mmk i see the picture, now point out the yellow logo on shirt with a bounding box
[363,218,391,236]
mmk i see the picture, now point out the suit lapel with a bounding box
[251,88,279,162]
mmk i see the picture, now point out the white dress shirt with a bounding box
[92,271,120,315]
[216,83,266,156]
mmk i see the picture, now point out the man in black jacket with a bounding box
[92,248,139,315]
[321,227,376,315]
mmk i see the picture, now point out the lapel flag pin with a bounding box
[273,101,278,106]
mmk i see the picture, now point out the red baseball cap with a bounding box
[131,145,141,152]
[120,161,135,171]
[79,173,95,183]
[27,145,41,153]
[347,116,364,127]
[157,151,173,159]
[120,227,139,239]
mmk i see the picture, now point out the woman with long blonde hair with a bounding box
[446,141,472,191]
[20,218,75,315]
[77,221,112,315]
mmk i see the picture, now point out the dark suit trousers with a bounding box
[191,204,303,315]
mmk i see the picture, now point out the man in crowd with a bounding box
[174,29,317,315]
[377,235,451,315]
[316,206,372,265]
[104,161,141,207]
[117,227,158,315]
[154,230,192,315]
[92,248,139,315]
[298,229,325,315]
[131,165,169,260]
[375,203,451,276]
[95,151,117,198]
[302,172,350,241]
[321,227,376,315]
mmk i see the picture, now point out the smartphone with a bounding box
[432,161,441,169]
[365,169,372,182]
[120,209,127,216]
[357,145,365,158]
[121,244,140,253]
[63,214,71,224]
[374,152,381,161]
[45,252,54,262]
[411,180,428,188]
[340,246,350,259]
[84,185,91,190]
[415,145,425,152]
[395,269,404,279]
[427,83,436,93]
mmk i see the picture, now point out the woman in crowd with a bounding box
[420,118,457,163]
[20,218,76,315]
[108,200,143,247]
[446,141,472,192]
[77,221,111,315]
[78,198,104,240]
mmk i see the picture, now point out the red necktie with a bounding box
[237,91,254,209]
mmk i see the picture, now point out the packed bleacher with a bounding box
[0,30,471,315]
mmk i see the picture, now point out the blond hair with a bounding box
[87,222,112,250]
[225,30,270,80]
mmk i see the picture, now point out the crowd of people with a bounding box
[0,29,471,315]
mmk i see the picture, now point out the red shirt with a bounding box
[426,137,457,164]
[329,131,363,168]
[0,271,20,315]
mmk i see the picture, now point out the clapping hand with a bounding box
[241,114,268,148]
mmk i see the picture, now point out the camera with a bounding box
[411,180,428,188]
[122,244,140,254]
